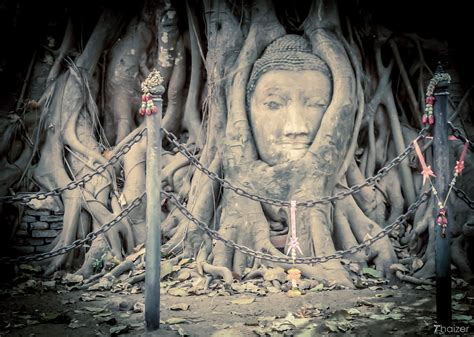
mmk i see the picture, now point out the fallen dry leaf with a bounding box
[63,274,83,284]
[169,303,190,311]
[412,258,424,271]
[165,317,188,325]
[133,302,145,313]
[168,288,188,297]
[110,324,131,335]
[231,297,255,305]
[362,267,382,279]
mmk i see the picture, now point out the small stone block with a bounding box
[22,215,36,223]
[12,246,34,254]
[44,238,55,244]
[15,230,29,237]
[35,245,52,253]
[24,209,51,216]
[50,222,63,230]
[19,222,29,230]
[26,238,46,246]
[39,215,63,222]
[12,237,26,245]
[31,221,49,230]
[31,229,59,238]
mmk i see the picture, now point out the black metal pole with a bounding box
[433,65,451,326]
[145,85,164,330]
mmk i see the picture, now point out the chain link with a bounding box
[0,194,145,264]
[448,122,474,151]
[163,189,429,264]
[453,187,474,209]
[0,129,146,204]
[162,127,429,207]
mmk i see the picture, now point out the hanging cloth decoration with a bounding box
[413,139,436,185]
[286,200,303,260]
[413,137,469,237]
[286,200,302,297]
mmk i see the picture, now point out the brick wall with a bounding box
[12,208,63,255]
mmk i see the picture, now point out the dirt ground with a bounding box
[1,272,473,337]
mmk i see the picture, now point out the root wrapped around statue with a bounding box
[1,0,473,287]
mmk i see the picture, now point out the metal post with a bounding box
[433,65,451,326]
[145,85,165,330]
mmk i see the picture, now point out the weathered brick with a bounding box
[50,222,63,230]
[12,246,34,254]
[39,215,63,222]
[18,222,29,230]
[44,238,55,244]
[22,215,37,223]
[31,229,59,238]
[15,230,29,237]
[24,209,51,216]
[12,237,26,245]
[30,221,49,230]
[35,245,52,253]
[26,238,46,246]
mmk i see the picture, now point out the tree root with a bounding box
[395,270,434,285]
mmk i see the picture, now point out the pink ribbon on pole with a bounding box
[454,141,469,174]
[286,200,303,257]
[413,139,436,185]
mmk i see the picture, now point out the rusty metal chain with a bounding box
[162,127,429,207]
[163,189,429,264]
[448,122,474,151]
[0,194,145,264]
[0,129,146,204]
[453,187,474,209]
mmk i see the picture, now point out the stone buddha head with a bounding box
[247,35,332,166]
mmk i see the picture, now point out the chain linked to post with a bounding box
[0,129,146,204]
[162,189,430,264]
[162,127,430,207]
[448,122,474,151]
[0,194,145,264]
[453,187,474,209]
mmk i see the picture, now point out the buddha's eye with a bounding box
[306,98,327,109]
[264,101,283,110]
[263,95,285,110]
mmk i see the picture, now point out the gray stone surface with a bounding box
[16,208,63,253]
[39,215,63,222]
[50,222,63,230]
[34,245,52,253]
[30,221,49,230]
[24,209,51,216]
[32,229,60,238]
[12,245,34,254]
[15,230,29,237]
[18,222,29,230]
[26,238,46,246]
[12,237,26,246]
[22,215,37,223]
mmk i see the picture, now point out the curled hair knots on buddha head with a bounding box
[246,34,331,108]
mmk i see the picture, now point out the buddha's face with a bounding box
[249,69,331,166]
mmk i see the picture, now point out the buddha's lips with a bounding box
[277,141,311,149]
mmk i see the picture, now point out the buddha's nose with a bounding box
[283,102,309,138]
